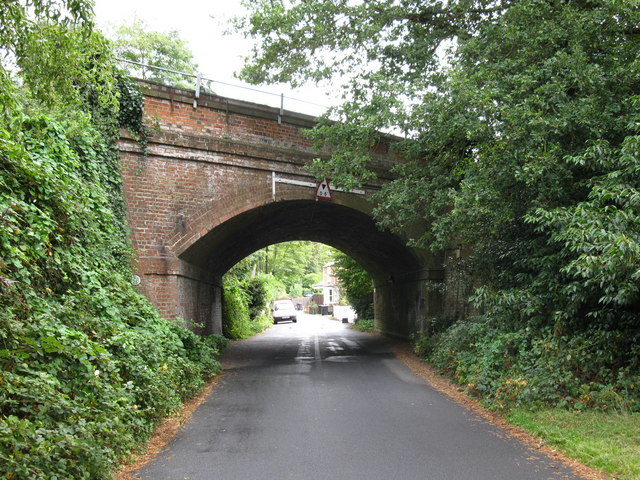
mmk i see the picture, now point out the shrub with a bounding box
[222,281,252,339]
[222,280,274,340]
[333,251,374,319]
[246,277,268,319]
[352,317,375,332]
[420,316,640,412]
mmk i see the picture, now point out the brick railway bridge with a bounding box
[117,81,465,338]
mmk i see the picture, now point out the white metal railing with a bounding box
[116,57,329,117]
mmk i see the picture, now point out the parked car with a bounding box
[271,299,298,324]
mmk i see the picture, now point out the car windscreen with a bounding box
[274,302,293,310]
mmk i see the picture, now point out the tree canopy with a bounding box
[110,19,199,88]
[228,241,336,297]
[237,0,640,326]
[237,0,640,409]
[0,0,113,119]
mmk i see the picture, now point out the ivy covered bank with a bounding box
[0,3,223,478]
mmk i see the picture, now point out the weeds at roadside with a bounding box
[351,318,375,332]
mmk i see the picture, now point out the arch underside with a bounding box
[179,200,420,279]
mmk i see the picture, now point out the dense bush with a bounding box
[0,112,223,479]
[333,251,373,320]
[417,134,640,413]
[351,318,375,333]
[246,277,269,320]
[222,278,273,340]
[250,273,288,313]
[418,316,640,413]
[222,281,251,339]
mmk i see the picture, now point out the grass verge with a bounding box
[507,408,640,480]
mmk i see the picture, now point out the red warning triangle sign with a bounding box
[315,178,332,200]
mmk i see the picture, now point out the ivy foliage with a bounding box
[0,108,222,480]
[333,251,373,321]
[237,0,640,410]
[1,3,222,478]
[222,276,275,340]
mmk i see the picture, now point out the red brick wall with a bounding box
[119,83,362,327]
[143,95,315,151]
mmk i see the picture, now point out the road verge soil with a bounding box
[113,376,223,479]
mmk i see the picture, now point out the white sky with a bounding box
[93,0,337,117]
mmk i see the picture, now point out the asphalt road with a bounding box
[133,315,587,480]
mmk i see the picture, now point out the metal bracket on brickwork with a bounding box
[277,94,284,124]
[272,171,276,200]
[193,73,202,108]
[271,172,365,199]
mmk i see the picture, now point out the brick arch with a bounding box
[170,181,378,263]
[168,179,276,259]
[178,198,419,279]
[176,197,431,338]
[119,81,449,338]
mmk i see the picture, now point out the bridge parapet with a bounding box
[137,80,399,173]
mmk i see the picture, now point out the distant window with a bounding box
[329,289,333,302]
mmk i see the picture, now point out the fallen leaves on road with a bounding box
[393,345,610,480]
[113,376,222,480]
